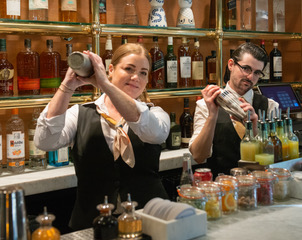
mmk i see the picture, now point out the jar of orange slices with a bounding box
[215,175,238,214]
[198,181,223,220]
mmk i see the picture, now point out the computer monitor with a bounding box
[257,84,302,113]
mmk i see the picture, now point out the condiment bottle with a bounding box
[215,175,238,214]
[118,193,142,239]
[31,207,60,240]
[93,195,118,240]
[252,170,277,206]
[276,109,290,161]
[236,175,259,210]
[284,107,299,160]
[268,113,283,163]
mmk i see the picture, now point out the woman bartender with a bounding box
[34,43,170,230]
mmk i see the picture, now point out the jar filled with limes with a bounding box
[215,175,238,214]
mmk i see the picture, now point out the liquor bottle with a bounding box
[31,207,60,240]
[259,39,270,84]
[180,153,194,186]
[6,108,25,173]
[48,147,69,167]
[178,37,192,88]
[90,0,106,24]
[273,0,285,32]
[284,108,299,160]
[17,38,40,96]
[191,38,204,87]
[29,108,47,170]
[60,43,73,82]
[276,110,290,161]
[255,0,268,31]
[93,196,118,240]
[28,0,48,21]
[206,50,217,85]
[223,49,234,84]
[118,194,142,239]
[40,39,61,95]
[180,98,193,148]
[122,0,139,25]
[102,35,113,75]
[209,0,216,28]
[80,44,94,93]
[149,36,165,89]
[240,111,259,161]
[166,112,181,150]
[59,0,78,22]
[240,0,253,30]
[269,40,282,82]
[268,117,282,163]
[164,36,177,88]
[0,0,21,19]
[121,35,128,45]
[0,38,14,96]
[224,0,237,30]
[137,35,143,45]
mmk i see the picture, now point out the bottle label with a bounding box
[57,147,69,163]
[105,59,111,72]
[6,0,21,16]
[7,132,25,159]
[40,77,61,88]
[17,77,40,90]
[0,68,14,80]
[0,135,2,161]
[209,73,216,82]
[180,56,191,78]
[192,61,204,80]
[273,56,282,77]
[61,0,77,11]
[262,62,270,80]
[167,60,177,83]
[29,0,48,10]
[171,132,181,147]
[8,160,25,167]
[29,140,46,156]
[99,0,106,13]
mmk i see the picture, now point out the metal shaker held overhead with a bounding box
[67,51,95,77]
[0,186,29,240]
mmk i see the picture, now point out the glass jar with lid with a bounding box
[252,170,277,206]
[236,175,259,210]
[266,168,292,201]
[177,185,207,210]
[198,181,223,220]
[215,175,238,214]
[230,167,249,176]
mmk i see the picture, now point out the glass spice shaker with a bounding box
[118,193,142,239]
[236,175,259,210]
[93,195,118,240]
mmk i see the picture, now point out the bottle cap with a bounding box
[24,39,31,48]
[153,36,158,42]
[46,39,53,47]
[167,36,173,45]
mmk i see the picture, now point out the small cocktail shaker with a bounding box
[68,51,94,77]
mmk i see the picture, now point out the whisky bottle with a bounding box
[40,39,61,95]
[93,196,118,240]
[166,112,181,150]
[269,40,282,82]
[191,38,204,87]
[60,43,73,81]
[0,38,14,96]
[48,147,69,167]
[224,0,237,30]
[180,98,193,148]
[178,37,192,88]
[17,38,40,96]
[29,108,47,170]
[59,0,78,22]
[102,35,113,75]
[0,0,21,19]
[206,50,217,85]
[259,39,270,84]
[6,108,25,173]
[164,36,177,88]
[149,36,165,89]
[28,0,48,21]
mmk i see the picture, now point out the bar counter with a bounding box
[60,198,302,240]
[0,148,192,196]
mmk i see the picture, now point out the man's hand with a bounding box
[201,85,221,118]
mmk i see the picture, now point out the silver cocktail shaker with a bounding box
[68,51,95,77]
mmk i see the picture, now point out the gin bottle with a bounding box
[48,147,69,167]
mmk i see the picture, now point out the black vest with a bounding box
[206,93,268,178]
[69,103,168,230]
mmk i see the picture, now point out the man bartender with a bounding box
[189,42,279,178]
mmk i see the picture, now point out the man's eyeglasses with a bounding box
[234,61,265,79]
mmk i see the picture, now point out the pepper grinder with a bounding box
[93,195,118,240]
[118,193,142,239]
